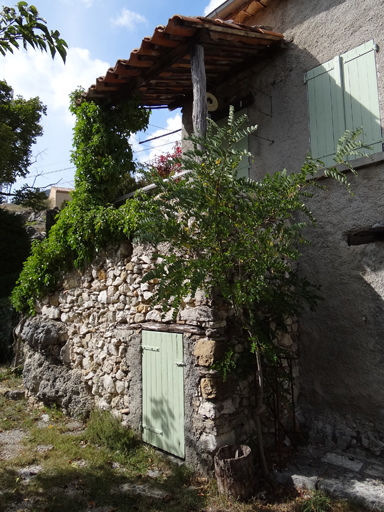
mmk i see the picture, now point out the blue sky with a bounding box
[1,0,223,193]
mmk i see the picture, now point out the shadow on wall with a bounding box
[251,0,347,33]
[297,176,384,428]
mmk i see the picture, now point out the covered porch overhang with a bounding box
[86,14,284,117]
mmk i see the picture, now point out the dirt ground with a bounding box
[0,367,372,512]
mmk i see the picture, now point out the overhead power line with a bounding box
[134,139,181,154]
[139,129,181,145]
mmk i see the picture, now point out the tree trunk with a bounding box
[190,44,207,138]
[214,444,256,501]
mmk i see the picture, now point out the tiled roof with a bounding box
[86,15,284,108]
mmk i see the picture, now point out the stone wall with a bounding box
[17,241,299,472]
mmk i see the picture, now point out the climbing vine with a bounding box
[11,89,150,314]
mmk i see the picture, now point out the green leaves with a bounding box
[0,79,46,185]
[0,2,68,62]
[136,106,363,366]
[11,92,149,314]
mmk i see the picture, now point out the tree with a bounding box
[0,2,67,201]
[11,91,149,314]
[0,2,67,61]
[135,107,368,475]
[11,183,49,210]
[0,79,46,187]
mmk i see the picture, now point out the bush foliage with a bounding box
[11,90,149,314]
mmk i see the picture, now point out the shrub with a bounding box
[86,409,139,455]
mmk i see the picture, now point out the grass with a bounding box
[0,366,372,512]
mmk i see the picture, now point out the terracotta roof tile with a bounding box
[86,14,284,108]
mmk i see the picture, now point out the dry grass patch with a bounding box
[0,368,372,512]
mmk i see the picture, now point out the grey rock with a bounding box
[19,317,68,353]
[17,465,43,481]
[147,469,161,478]
[322,453,363,472]
[291,474,318,490]
[36,444,54,452]
[117,483,167,499]
[23,346,93,418]
[7,389,25,400]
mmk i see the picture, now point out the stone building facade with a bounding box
[17,241,298,472]
[187,0,384,456]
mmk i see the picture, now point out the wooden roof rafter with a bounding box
[86,14,284,108]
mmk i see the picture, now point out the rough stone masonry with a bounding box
[16,240,299,472]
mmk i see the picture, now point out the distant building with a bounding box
[48,187,73,209]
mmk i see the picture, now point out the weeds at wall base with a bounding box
[0,368,372,512]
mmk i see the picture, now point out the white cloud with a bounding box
[2,47,109,126]
[204,0,225,16]
[111,9,147,30]
[136,114,182,166]
[1,47,110,189]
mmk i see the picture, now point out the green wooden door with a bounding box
[142,330,185,458]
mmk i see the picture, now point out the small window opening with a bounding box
[347,226,384,246]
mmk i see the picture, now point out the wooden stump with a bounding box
[214,444,256,501]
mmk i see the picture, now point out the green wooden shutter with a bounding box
[305,57,345,166]
[217,109,249,179]
[305,40,382,166]
[142,330,184,458]
[341,40,382,155]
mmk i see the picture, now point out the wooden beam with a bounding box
[114,40,193,102]
[127,322,204,335]
[190,43,207,138]
[176,18,283,41]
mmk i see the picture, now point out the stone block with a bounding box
[277,332,293,348]
[42,306,61,320]
[103,375,116,394]
[180,306,214,325]
[49,292,60,307]
[201,376,234,400]
[146,310,161,322]
[136,305,150,314]
[135,313,146,323]
[98,269,107,281]
[107,286,116,297]
[116,381,125,394]
[194,339,226,367]
[198,401,216,419]
[98,290,108,304]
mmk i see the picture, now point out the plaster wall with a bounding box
[241,0,384,442]
[182,0,384,449]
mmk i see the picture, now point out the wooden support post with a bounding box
[190,44,207,138]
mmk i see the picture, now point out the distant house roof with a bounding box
[85,14,284,109]
[49,187,74,193]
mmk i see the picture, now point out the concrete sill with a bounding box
[317,151,384,179]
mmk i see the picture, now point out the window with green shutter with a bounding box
[304,40,383,166]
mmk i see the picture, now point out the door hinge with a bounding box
[142,424,163,435]
[175,362,186,367]
[142,345,160,352]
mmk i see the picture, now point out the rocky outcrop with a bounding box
[19,316,68,356]
[23,346,93,418]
